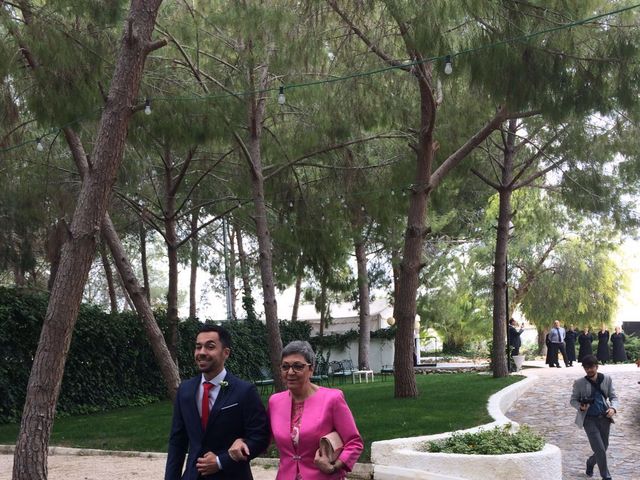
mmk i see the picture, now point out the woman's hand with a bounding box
[228,438,250,462]
[314,448,335,474]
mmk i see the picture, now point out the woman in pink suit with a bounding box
[229,340,363,479]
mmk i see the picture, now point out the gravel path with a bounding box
[0,453,278,480]
[507,362,640,480]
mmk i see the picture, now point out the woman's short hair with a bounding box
[282,340,316,368]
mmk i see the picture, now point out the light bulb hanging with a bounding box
[444,55,453,75]
[144,98,152,115]
[278,86,286,105]
[36,138,44,152]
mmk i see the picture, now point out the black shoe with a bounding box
[585,461,594,477]
[556,365,562,368]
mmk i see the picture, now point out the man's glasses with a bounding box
[280,362,311,372]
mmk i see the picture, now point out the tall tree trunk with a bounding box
[319,278,327,337]
[64,127,180,402]
[100,239,118,313]
[235,221,251,298]
[227,222,237,320]
[393,70,436,398]
[12,4,165,479]
[291,256,303,322]
[242,63,283,389]
[45,219,68,292]
[163,147,180,362]
[491,119,516,378]
[102,214,180,400]
[139,219,150,303]
[355,239,371,370]
[189,208,199,319]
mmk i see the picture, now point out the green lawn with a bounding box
[0,373,521,462]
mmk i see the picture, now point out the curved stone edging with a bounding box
[371,374,563,480]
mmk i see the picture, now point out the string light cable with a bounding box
[1,2,639,154]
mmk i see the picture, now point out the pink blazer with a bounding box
[268,387,363,480]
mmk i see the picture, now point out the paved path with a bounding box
[507,362,640,480]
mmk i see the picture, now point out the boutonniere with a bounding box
[219,380,229,389]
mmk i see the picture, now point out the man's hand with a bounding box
[579,403,589,412]
[606,407,616,418]
[196,451,220,476]
[229,438,250,462]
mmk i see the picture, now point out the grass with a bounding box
[0,373,522,462]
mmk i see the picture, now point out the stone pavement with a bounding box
[506,362,640,480]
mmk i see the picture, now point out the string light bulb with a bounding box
[289,200,294,208]
[144,98,152,115]
[444,55,453,75]
[278,86,286,105]
[36,138,44,152]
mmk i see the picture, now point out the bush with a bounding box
[0,287,314,423]
[424,424,545,455]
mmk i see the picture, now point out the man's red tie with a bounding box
[201,382,213,430]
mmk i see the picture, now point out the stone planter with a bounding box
[512,354,525,372]
[371,376,562,480]
[372,443,561,480]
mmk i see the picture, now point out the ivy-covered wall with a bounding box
[0,287,396,424]
[0,287,311,424]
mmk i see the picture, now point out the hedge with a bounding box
[0,287,312,423]
[0,287,393,424]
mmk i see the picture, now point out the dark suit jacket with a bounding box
[165,372,269,480]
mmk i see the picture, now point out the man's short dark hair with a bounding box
[581,354,598,368]
[509,318,516,325]
[198,323,232,349]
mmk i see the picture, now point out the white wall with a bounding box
[318,337,395,373]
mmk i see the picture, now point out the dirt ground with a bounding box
[0,454,278,480]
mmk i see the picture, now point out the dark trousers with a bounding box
[584,415,611,479]
[551,342,568,366]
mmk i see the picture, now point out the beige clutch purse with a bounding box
[318,431,344,463]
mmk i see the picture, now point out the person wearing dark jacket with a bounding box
[570,355,618,480]
[610,326,627,363]
[596,325,610,365]
[578,327,594,363]
[565,324,578,367]
[508,318,524,356]
[165,324,269,480]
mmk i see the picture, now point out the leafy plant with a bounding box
[424,424,544,455]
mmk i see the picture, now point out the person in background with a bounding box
[570,354,617,480]
[231,341,363,479]
[565,324,578,367]
[508,318,524,356]
[165,324,269,480]
[545,331,555,368]
[548,320,568,368]
[578,326,594,363]
[610,326,627,363]
[596,325,610,365]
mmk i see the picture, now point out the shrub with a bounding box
[0,287,314,423]
[424,424,545,455]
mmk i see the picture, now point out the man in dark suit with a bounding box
[165,324,269,480]
[508,318,524,356]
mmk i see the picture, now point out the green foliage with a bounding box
[309,326,396,354]
[0,287,313,423]
[520,238,625,328]
[623,333,640,362]
[425,424,545,455]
